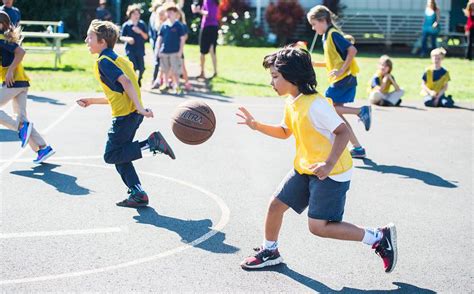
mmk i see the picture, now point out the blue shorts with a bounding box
[325,75,357,104]
[273,169,350,221]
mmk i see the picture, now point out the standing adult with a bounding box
[192,0,219,79]
[464,0,474,60]
[0,0,20,26]
[96,0,113,21]
[420,0,440,57]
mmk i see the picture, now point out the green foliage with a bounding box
[16,0,83,39]
[220,11,268,47]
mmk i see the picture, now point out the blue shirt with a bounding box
[121,20,148,57]
[96,6,112,21]
[98,48,125,93]
[0,6,20,26]
[159,20,185,54]
[422,67,447,82]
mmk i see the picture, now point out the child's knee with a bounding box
[308,220,329,237]
[268,197,287,214]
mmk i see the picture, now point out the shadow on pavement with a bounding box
[28,94,66,106]
[356,158,457,188]
[249,264,436,293]
[10,163,91,196]
[0,129,19,142]
[134,207,239,254]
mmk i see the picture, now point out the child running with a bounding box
[78,20,175,208]
[368,55,404,107]
[237,46,397,273]
[309,5,371,159]
[0,11,55,164]
[421,48,454,108]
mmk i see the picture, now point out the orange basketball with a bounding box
[171,100,216,145]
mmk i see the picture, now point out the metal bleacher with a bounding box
[339,11,450,46]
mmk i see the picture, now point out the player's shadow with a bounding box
[252,264,435,293]
[134,207,239,254]
[10,163,91,196]
[357,158,457,188]
[28,94,66,106]
[0,129,19,142]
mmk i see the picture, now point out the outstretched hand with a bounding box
[236,107,258,130]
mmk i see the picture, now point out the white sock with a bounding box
[141,144,149,151]
[263,239,278,250]
[362,228,383,245]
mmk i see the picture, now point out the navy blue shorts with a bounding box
[325,75,358,104]
[273,169,350,221]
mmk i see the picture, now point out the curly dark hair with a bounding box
[263,45,318,95]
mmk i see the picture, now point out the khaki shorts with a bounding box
[160,53,182,76]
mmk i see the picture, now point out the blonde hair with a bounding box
[0,11,22,44]
[88,19,119,48]
[464,0,474,16]
[126,4,143,18]
[379,55,393,73]
[430,47,447,57]
[307,5,340,30]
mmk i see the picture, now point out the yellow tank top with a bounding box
[323,27,359,84]
[284,93,353,176]
[367,71,392,94]
[421,67,450,95]
[93,52,143,117]
[0,35,30,87]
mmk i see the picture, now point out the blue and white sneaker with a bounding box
[350,146,366,158]
[358,106,372,131]
[33,146,55,164]
[18,121,33,148]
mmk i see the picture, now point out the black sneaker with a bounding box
[148,131,176,160]
[240,247,283,269]
[372,223,397,273]
[116,189,149,208]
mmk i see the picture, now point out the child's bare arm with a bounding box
[236,107,292,139]
[156,36,162,57]
[120,36,135,45]
[5,46,26,87]
[310,123,350,180]
[312,61,326,67]
[178,35,185,56]
[379,75,389,91]
[117,74,153,118]
[76,97,108,107]
[388,74,401,91]
[421,82,436,97]
[436,83,448,99]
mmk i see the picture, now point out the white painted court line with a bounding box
[0,153,154,164]
[0,227,122,239]
[0,161,230,285]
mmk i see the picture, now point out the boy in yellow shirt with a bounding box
[237,46,397,273]
[77,20,175,208]
[421,48,454,108]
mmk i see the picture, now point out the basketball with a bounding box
[171,100,216,145]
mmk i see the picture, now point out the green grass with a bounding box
[22,42,474,100]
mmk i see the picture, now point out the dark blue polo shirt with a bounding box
[159,20,185,54]
[98,48,125,93]
[121,20,148,57]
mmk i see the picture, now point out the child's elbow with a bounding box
[350,46,358,55]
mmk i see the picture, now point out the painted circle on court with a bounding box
[0,161,230,285]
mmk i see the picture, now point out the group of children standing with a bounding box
[119,1,190,94]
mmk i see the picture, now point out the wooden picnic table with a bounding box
[20,31,70,69]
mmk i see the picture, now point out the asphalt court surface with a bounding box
[0,92,472,292]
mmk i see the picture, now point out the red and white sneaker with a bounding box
[240,247,283,269]
[372,223,397,273]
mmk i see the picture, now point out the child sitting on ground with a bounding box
[421,48,454,108]
[368,55,404,106]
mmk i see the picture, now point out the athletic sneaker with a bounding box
[372,223,397,273]
[147,131,176,160]
[350,146,366,158]
[18,121,33,148]
[33,146,55,164]
[358,105,372,131]
[240,247,283,269]
[116,189,149,208]
[159,84,168,92]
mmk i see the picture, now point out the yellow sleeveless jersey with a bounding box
[323,27,359,84]
[367,71,392,94]
[283,93,353,176]
[0,34,30,87]
[93,50,143,117]
[421,66,450,94]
